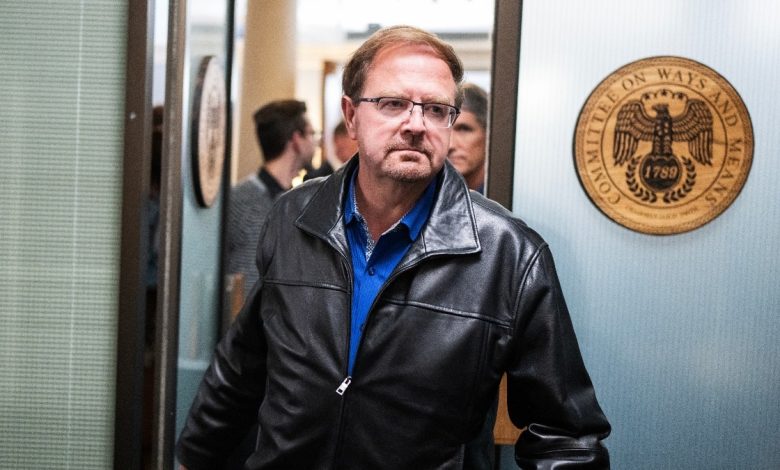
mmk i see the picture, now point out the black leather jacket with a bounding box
[176,160,610,469]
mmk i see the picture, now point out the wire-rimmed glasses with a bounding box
[356,97,460,128]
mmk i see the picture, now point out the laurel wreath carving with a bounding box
[662,157,696,203]
[626,157,658,203]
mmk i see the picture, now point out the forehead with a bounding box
[365,43,457,100]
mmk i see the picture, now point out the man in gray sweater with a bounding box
[227,99,317,299]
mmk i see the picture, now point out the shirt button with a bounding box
[367,267,375,276]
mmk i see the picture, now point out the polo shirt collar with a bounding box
[258,167,286,199]
[295,158,481,261]
[343,165,436,242]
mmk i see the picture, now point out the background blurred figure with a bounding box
[331,119,359,166]
[226,99,316,299]
[145,105,164,350]
[223,99,316,469]
[448,82,488,193]
[304,119,357,180]
[142,104,164,467]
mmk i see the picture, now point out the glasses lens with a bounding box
[376,98,411,116]
[422,103,454,128]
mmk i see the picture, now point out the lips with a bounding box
[397,151,426,161]
[387,145,431,160]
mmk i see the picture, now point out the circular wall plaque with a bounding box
[191,55,227,207]
[574,56,753,235]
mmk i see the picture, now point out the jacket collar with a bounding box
[295,157,481,262]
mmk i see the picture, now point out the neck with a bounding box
[355,170,429,241]
[263,152,302,190]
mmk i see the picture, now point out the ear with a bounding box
[288,130,303,154]
[341,96,358,139]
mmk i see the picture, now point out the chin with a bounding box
[385,162,434,183]
[390,169,432,183]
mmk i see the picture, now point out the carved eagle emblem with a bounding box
[613,89,713,167]
[609,89,715,203]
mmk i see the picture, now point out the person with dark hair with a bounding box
[226,99,316,297]
[304,119,358,180]
[331,119,359,165]
[449,82,488,193]
[177,25,610,470]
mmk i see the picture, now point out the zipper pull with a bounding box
[336,376,352,395]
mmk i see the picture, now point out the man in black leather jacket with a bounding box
[176,25,610,470]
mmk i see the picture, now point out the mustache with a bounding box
[384,142,433,159]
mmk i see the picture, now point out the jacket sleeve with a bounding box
[507,244,611,469]
[174,277,268,469]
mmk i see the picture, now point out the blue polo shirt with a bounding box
[343,170,436,375]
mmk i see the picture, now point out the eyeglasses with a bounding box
[356,97,460,128]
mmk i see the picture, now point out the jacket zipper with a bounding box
[333,256,353,469]
[336,376,352,395]
[332,248,446,466]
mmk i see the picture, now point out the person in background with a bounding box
[222,99,317,469]
[304,119,358,180]
[142,104,163,467]
[144,105,164,354]
[331,118,359,166]
[226,99,316,299]
[448,81,488,193]
[178,25,610,470]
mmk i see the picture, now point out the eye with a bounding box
[379,98,409,111]
[425,104,448,118]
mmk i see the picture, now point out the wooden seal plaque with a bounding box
[574,56,753,235]
[191,55,227,208]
